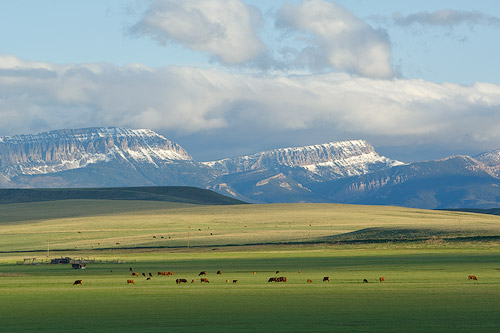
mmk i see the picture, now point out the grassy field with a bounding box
[1,200,500,331]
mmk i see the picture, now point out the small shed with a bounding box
[72,263,87,270]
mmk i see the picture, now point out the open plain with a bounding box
[1,200,500,332]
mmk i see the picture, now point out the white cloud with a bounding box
[393,10,500,28]
[276,0,394,78]
[129,0,266,66]
[1,55,500,159]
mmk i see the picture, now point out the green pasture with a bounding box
[1,200,500,331]
[1,249,500,332]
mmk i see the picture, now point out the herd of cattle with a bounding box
[72,269,480,286]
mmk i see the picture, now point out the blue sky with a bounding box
[1,0,500,161]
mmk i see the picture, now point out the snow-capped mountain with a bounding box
[2,126,500,209]
[204,140,403,180]
[0,127,212,188]
[0,127,191,178]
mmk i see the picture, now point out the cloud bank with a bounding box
[1,55,500,160]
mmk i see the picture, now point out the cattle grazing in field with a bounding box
[199,271,207,276]
[379,277,385,282]
[73,279,83,285]
[129,267,133,272]
[176,279,188,284]
[200,278,210,283]
[253,272,256,275]
[268,276,287,283]
[226,279,230,283]
[127,279,135,285]
[323,277,330,282]
[468,275,478,281]
[191,280,195,283]
[149,272,153,277]
[116,242,120,245]
[146,277,151,281]
[131,272,139,277]
[233,280,238,284]
[298,270,301,274]
[275,270,280,274]
[158,271,174,276]
[142,273,146,277]
[363,279,368,283]
[217,270,222,275]
[307,279,312,283]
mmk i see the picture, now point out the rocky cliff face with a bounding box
[0,127,191,178]
[204,140,403,180]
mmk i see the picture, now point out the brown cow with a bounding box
[199,271,207,276]
[73,279,83,285]
[323,277,330,282]
[131,272,139,277]
[127,279,135,285]
[363,279,369,283]
[158,271,165,276]
[226,279,230,283]
[307,279,312,283]
[217,270,222,275]
[233,280,238,284]
[277,276,287,282]
[176,279,188,284]
[200,278,210,283]
[166,271,174,276]
[191,279,195,283]
[468,275,478,281]
[298,270,301,274]
[379,277,385,282]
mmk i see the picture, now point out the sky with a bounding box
[1,0,500,162]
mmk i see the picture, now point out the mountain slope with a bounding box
[0,186,245,205]
[311,156,500,209]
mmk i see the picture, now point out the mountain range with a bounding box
[1,127,500,209]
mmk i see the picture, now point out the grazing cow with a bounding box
[217,270,222,275]
[379,277,385,282]
[298,270,301,274]
[468,275,478,281]
[277,277,287,282]
[200,278,209,283]
[363,279,368,283]
[233,280,238,284]
[307,279,312,283]
[73,280,83,285]
[176,279,188,284]
[158,271,165,276]
[268,277,278,282]
[253,272,256,275]
[146,277,151,281]
[116,242,120,245]
[323,277,330,282]
[127,279,135,285]
[149,272,153,277]
[275,270,280,274]
[191,280,195,283]
[129,267,133,272]
[166,271,174,276]
[153,236,156,238]
[199,271,207,276]
[131,272,139,277]
[142,273,146,277]
[226,279,230,283]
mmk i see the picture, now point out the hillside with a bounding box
[0,186,245,206]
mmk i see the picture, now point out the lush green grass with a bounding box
[1,200,500,331]
[1,249,500,332]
